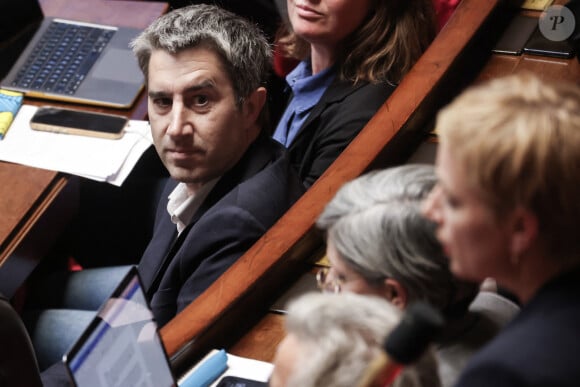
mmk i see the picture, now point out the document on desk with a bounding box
[0,104,153,186]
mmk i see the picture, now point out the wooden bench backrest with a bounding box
[161,0,507,372]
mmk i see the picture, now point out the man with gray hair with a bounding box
[33,5,304,383]
[131,3,305,327]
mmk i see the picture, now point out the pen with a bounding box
[180,349,228,387]
[0,89,24,140]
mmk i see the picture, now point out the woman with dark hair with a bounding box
[272,0,436,187]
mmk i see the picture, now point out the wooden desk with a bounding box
[159,0,580,374]
[0,0,168,297]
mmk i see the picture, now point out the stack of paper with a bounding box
[0,104,153,186]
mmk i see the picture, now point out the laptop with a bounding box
[62,266,177,387]
[0,0,145,108]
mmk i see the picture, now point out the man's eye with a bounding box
[193,95,209,106]
[153,98,172,108]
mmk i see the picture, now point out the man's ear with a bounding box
[243,86,267,127]
[383,278,408,310]
[509,207,539,259]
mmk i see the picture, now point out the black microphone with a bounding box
[357,302,445,387]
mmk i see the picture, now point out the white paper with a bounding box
[0,104,153,186]
[213,352,273,385]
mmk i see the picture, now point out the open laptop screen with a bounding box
[63,267,176,387]
[0,0,145,108]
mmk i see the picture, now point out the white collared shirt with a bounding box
[166,178,219,234]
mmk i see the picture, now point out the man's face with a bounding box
[147,47,261,193]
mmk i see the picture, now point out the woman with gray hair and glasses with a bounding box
[315,164,519,387]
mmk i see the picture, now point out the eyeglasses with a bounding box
[316,267,343,294]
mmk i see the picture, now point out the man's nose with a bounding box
[167,102,192,136]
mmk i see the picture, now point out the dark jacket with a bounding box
[139,133,305,326]
[284,77,396,187]
[454,267,580,387]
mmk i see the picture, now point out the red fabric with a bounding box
[68,256,83,271]
[433,0,461,31]
[273,45,299,78]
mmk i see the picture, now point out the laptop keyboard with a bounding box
[12,21,115,95]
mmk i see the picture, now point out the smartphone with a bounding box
[492,14,539,55]
[30,106,128,139]
[523,28,576,59]
[216,376,268,387]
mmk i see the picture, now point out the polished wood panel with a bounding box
[229,313,286,362]
[0,173,76,297]
[160,0,507,373]
[479,54,579,83]
[0,167,65,266]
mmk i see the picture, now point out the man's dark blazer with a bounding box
[454,268,580,387]
[284,77,396,187]
[138,133,305,327]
